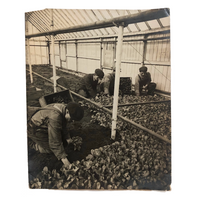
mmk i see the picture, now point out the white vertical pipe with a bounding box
[75,39,78,72]
[100,38,103,69]
[27,38,33,83]
[26,16,33,84]
[50,9,57,93]
[111,24,124,140]
[141,35,147,67]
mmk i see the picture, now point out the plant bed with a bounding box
[26,65,171,190]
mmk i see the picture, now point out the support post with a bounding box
[75,39,78,72]
[111,23,124,140]
[113,37,117,69]
[59,41,62,68]
[141,35,147,67]
[100,38,103,69]
[50,9,57,93]
[27,38,33,83]
[26,15,33,84]
[47,41,50,66]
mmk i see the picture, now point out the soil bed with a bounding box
[26,66,119,179]
[26,65,171,190]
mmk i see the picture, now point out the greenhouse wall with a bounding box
[25,22,170,93]
[25,21,49,65]
[48,32,170,93]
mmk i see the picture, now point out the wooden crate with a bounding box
[120,77,132,94]
[39,89,73,107]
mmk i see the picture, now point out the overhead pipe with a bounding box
[104,100,171,108]
[54,27,170,42]
[56,36,170,44]
[26,8,170,38]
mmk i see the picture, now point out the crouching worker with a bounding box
[27,102,84,168]
[100,68,115,96]
[135,66,156,96]
[78,69,104,98]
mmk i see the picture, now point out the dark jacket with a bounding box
[28,103,69,160]
[135,72,151,96]
[78,74,98,98]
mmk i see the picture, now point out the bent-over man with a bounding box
[78,69,104,98]
[27,102,84,168]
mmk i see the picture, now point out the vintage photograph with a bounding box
[25,8,171,190]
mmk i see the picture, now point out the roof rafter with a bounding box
[98,10,116,34]
[26,8,170,38]
[70,9,93,37]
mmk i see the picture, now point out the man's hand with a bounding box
[143,85,147,89]
[66,138,73,144]
[103,93,109,97]
[61,157,71,169]
[95,96,99,101]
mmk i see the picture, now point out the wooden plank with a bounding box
[133,41,137,61]
[126,40,132,61]
[150,64,156,84]
[157,65,164,90]
[165,66,171,92]
[135,40,140,61]
[152,36,159,61]
[160,38,167,62]
[165,39,171,62]
[150,34,157,62]
[157,36,163,62]
[161,65,168,91]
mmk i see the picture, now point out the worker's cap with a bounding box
[95,69,104,79]
[139,66,148,72]
[67,102,84,121]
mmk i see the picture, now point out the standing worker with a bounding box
[135,66,156,96]
[78,69,104,98]
[27,102,84,168]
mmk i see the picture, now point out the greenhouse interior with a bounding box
[25,8,171,190]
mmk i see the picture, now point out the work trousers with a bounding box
[27,120,52,154]
[140,82,156,95]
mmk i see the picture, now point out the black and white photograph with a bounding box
[2,1,200,199]
[25,8,172,191]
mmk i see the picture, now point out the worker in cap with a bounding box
[135,66,156,96]
[78,68,104,98]
[27,102,84,168]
